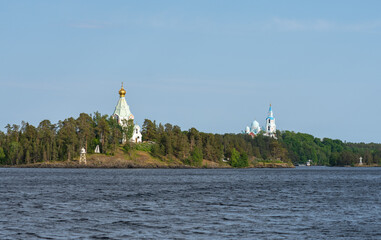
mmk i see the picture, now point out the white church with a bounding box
[113,83,142,143]
[245,104,277,139]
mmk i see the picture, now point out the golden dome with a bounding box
[119,82,126,97]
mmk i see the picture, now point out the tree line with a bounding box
[0,115,380,167]
[279,131,381,166]
[0,112,134,165]
[141,119,381,166]
[141,119,291,166]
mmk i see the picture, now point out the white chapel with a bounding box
[113,83,142,143]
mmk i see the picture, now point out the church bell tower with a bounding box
[265,104,277,139]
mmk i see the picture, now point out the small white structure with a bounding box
[79,147,87,164]
[94,145,100,154]
[264,104,277,139]
[359,157,363,166]
[132,125,142,143]
[112,83,142,143]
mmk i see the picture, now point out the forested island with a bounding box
[0,112,380,168]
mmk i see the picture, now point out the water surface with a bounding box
[1,167,380,239]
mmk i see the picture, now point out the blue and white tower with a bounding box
[265,104,277,139]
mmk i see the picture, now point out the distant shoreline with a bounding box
[2,164,380,169]
[0,162,294,169]
[0,153,294,169]
[3,157,380,169]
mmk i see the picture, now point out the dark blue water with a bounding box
[1,167,380,239]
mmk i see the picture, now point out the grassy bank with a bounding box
[1,149,229,169]
[1,148,295,169]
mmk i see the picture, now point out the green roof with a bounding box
[113,97,132,120]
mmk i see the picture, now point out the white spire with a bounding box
[268,104,274,118]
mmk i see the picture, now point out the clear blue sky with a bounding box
[1,0,380,143]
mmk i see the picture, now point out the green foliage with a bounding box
[134,142,154,152]
[127,119,135,140]
[121,119,135,142]
[279,131,381,166]
[151,143,164,157]
[122,142,154,155]
[137,119,381,167]
[239,152,249,167]
[1,116,380,167]
[0,113,127,165]
[142,119,158,141]
[0,147,6,164]
[122,143,132,153]
[230,148,249,168]
[188,147,203,167]
[230,148,240,167]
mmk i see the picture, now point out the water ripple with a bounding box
[1,167,381,239]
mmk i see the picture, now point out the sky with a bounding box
[0,0,380,143]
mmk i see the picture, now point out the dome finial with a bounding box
[119,82,126,97]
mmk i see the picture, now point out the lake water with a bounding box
[1,167,380,239]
